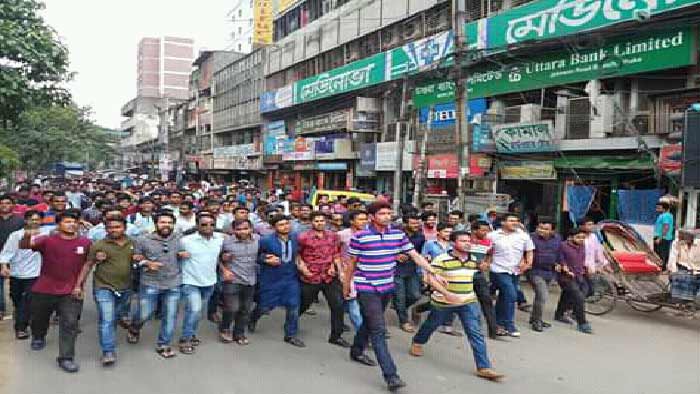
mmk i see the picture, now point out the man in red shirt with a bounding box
[21,211,91,373]
[297,212,350,348]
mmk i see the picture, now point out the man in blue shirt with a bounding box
[393,214,424,333]
[527,219,562,332]
[654,202,674,270]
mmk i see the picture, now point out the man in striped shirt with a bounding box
[410,230,504,381]
[343,201,443,392]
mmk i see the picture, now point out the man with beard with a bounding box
[21,212,91,373]
[74,217,134,366]
[393,214,424,333]
[297,212,350,348]
[292,204,313,234]
[42,192,69,232]
[0,194,24,320]
[127,211,182,359]
[248,215,304,348]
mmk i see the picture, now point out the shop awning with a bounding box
[554,155,654,170]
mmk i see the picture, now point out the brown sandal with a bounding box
[234,336,250,346]
[219,330,234,343]
[127,329,140,344]
[156,346,177,358]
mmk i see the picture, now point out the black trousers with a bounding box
[473,272,498,337]
[555,278,588,325]
[220,283,255,337]
[299,279,344,341]
[30,293,83,360]
[654,239,672,271]
[9,277,36,332]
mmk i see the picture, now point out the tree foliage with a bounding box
[0,0,71,124]
[0,105,118,176]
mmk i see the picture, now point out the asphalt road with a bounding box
[1,286,699,394]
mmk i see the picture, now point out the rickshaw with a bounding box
[584,220,698,317]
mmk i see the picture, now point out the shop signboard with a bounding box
[297,110,350,135]
[493,121,556,153]
[282,137,314,161]
[359,143,377,174]
[317,162,348,171]
[295,52,386,104]
[472,117,497,153]
[260,85,294,113]
[375,141,414,171]
[465,0,700,51]
[499,160,557,180]
[253,0,273,45]
[213,143,258,158]
[659,143,682,176]
[426,153,458,179]
[388,31,454,79]
[468,27,696,98]
[469,153,492,177]
[413,81,456,107]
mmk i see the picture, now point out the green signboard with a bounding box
[413,81,456,107]
[388,31,454,80]
[465,0,700,52]
[294,52,386,104]
[469,27,695,98]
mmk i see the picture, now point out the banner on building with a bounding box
[282,137,314,161]
[359,143,377,173]
[472,115,497,153]
[469,154,492,177]
[494,121,556,153]
[659,143,682,176]
[213,143,258,158]
[388,31,454,79]
[260,85,294,113]
[375,142,414,171]
[465,0,700,51]
[499,160,556,180]
[297,110,350,135]
[426,153,458,179]
[294,52,387,104]
[253,0,273,45]
[413,81,456,107]
[468,28,696,98]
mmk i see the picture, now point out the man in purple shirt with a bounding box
[554,228,593,334]
[528,219,562,332]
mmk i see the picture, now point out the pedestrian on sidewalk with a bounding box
[554,228,594,334]
[528,219,562,332]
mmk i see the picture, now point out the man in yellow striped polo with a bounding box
[409,230,504,381]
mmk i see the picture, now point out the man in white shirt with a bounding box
[175,201,196,234]
[488,214,535,337]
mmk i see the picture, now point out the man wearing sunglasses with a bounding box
[128,211,182,359]
[176,213,225,354]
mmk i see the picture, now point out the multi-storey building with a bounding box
[257,0,700,229]
[228,0,255,53]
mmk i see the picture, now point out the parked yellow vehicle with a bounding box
[310,190,376,208]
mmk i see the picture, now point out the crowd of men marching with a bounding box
[0,178,616,391]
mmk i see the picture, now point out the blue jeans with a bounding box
[132,284,181,347]
[250,304,300,338]
[413,303,492,369]
[181,284,215,340]
[392,274,421,325]
[491,272,520,332]
[94,288,132,353]
[351,292,398,382]
[345,299,363,331]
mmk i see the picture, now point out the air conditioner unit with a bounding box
[590,94,615,138]
[426,9,450,34]
[345,41,360,63]
[381,25,401,50]
[520,104,542,122]
[402,18,423,41]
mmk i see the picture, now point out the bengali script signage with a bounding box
[500,161,557,180]
[426,153,458,179]
[388,31,454,79]
[253,0,273,45]
[213,143,258,158]
[297,110,350,135]
[282,137,314,161]
[465,0,700,51]
[413,81,456,107]
[468,27,695,98]
[494,121,556,153]
[295,53,386,104]
[260,85,294,113]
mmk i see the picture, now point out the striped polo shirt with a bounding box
[348,225,414,294]
[430,252,478,307]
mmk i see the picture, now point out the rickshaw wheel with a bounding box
[585,276,617,315]
[626,300,663,313]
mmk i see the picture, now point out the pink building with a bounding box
[137,36,195,100]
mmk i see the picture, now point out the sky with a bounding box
[42,0,234,129]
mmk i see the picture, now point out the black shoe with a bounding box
[531,321,543,332]
[542,321,552,328]
[517,303,532,312]
[57,358,80,373]
[284,336,306,348]
[350,353,377,366]
[387,376,407,392]
[248,319,257,333]
[329,337,351,348]
[30,338,46,351]
[555,316,574,325]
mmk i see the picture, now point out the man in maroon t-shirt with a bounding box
[21,211,91,373]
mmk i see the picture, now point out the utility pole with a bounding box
[393,79,408,214]
[453,0,469,213]
[413,105,433,207]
